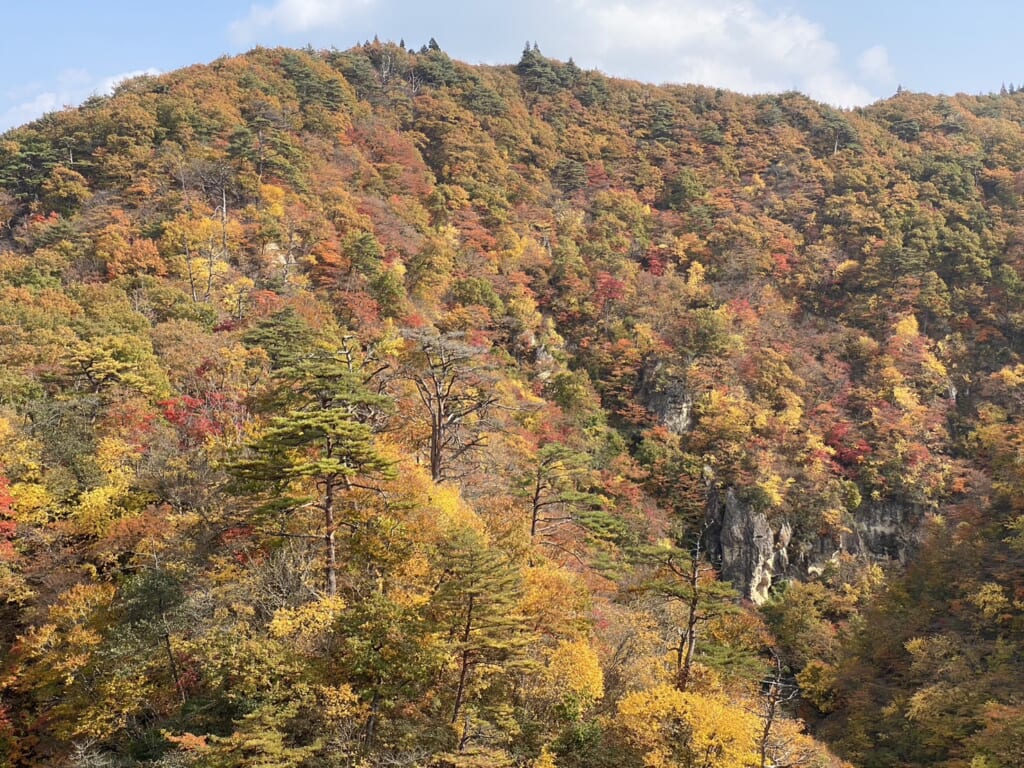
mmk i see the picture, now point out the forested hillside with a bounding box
[2,41,1024,767]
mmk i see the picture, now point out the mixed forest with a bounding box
[3,40,1024,767]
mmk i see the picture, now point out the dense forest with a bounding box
[2,40,1024,767]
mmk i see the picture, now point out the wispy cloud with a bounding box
[1,67,160,133]
[555,0,880,106]
[229,0,378,44]
[225,0,890,107]
[858,45,895,84]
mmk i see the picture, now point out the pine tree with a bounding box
[428,528,534,749]
[518,442,616,552]
[636,531,743,690]
[230,337,394,596]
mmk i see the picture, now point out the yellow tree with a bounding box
[160,207,242,303]
[616,683,760,768]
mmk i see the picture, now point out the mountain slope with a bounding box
[1,41,1024,767]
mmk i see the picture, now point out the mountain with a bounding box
[2,41,1024,767]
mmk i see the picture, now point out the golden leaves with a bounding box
[269,595,346,652]
[544,638,605,708]
[616,684,760,768]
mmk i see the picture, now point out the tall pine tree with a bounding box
[429,527,534,750]
[232,320,394,596]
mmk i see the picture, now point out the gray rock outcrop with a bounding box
[841,501,924,563]
[706,487,790,604]
[642,362,923,603]
[637,357,694,434]
[704,487,924,603]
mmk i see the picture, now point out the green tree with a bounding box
[636,532,746,690]
[230,340,394,596]
[518,442,615,552]
[428,527,534,750]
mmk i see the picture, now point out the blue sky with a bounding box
[2,1,1023,132]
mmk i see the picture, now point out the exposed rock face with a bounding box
[645,365,922,603]
[637,358,694,434]
[705,487,924,603]
[649,386,694,435]
[706,487,789,604]
[842,502,924,563]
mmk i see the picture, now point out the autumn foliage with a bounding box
[2,39,1024,767]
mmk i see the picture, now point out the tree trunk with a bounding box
[182,235,198,302]
[431,402,445,481]
[452,649,472,725]
[451,593,474,724]
[220,187,228,255]
[679,557,701,690]
[680,596,699,687]
[325,475,337,597]
[364,689,381,745]
[163,617,187,705]
[759,658,784,768]
[530,469,543,538]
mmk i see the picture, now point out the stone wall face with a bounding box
[704,485,925,603]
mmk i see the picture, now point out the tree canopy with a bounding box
[5,39,1024,768]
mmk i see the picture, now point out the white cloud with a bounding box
[553,0,878,106]
[858,44,895,84]
[230,0,377,43]
[1,92,63,133]
[221,0,888,106]
[2,0,886,131]
[0,67,160,133]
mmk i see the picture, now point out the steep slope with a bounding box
[0,41,1023,767]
